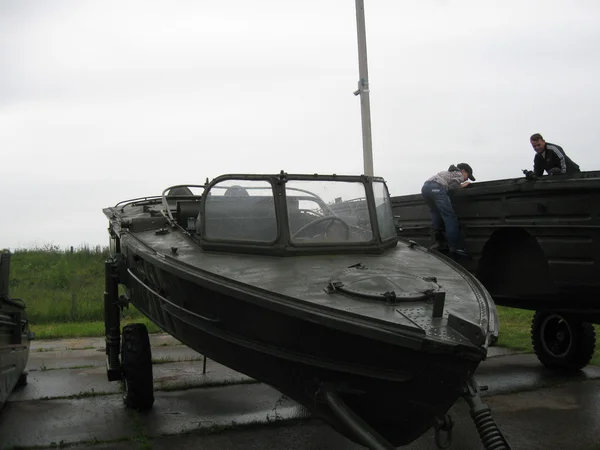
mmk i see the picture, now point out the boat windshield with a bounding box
[200,175,396,248]
[285,180,373,244]
[204,180,277,242]
[373,181,397,241]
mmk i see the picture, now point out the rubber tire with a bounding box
[531,311,596,371]
[121,323,154,410]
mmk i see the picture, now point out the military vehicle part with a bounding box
[391,170,600,369]
[531,311,596,370]
[121,323,154,410]
[433,415,453,449]
[319,383,396,450]
[463,377,511,450]
[104,258,122,381]
[0,252,32,410]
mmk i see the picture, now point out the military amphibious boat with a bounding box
[391,170,600,371]
[0,252,32,411]
[102,172,504,448]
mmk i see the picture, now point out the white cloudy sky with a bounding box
[2,0,599,250]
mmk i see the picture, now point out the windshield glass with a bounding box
[203,179,277,242]
[285,180,373,244]
[373,181,397,240]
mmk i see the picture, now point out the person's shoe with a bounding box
[429,241,449,252]
[451,248,471,259]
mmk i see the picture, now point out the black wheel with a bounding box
[531,311,596,371]
[121,323,154,410]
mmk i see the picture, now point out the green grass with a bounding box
[496,306,535,352]
[4,246,160,339]
[7,245,145,324]
[30,317,163,340]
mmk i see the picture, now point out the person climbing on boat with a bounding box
[527,133,580,179]
[421,163,474,258]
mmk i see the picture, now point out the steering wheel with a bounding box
[292,216,350,240]
[298,209,324,218]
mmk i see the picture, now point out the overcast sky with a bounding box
[2,0,599,250]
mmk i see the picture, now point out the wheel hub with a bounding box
[541,314,573,358]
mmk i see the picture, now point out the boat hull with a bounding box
[119,242,482,446]
[103,172,497,446]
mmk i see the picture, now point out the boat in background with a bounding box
[102,172,509,449]
[0,252,32,411]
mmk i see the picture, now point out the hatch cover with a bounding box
[327,264,440,303]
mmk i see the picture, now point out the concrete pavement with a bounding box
[1,335,600,450]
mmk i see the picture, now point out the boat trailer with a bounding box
[319,378,511,450]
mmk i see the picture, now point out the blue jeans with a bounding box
[421,181,463,250]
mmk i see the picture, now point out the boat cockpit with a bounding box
[159,172,398,255]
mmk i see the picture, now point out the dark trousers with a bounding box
[421,181,463,250]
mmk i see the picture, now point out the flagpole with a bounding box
[354,0,374,177]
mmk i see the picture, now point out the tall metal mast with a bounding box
[354,0,374,177]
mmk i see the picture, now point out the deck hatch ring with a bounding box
[326,266,440,304]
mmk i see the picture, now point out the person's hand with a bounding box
[460,181,471,188]
[548,167,562,175]
[523,170,537,181]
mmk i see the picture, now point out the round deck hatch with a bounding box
[327,265,439,303]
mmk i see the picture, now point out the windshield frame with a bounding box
[196,172,398,256]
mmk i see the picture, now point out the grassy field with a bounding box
[7,245,144,324]
[4,246,600,365]
[6,246,150,339]
[31,318,163,339]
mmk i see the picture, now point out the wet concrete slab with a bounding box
[0,395,138,448]
[436,379,600,450]
[12,380,600,450]
[16,352,600,404]
[27,344,203,371]
[475,353,600,396]
[139,384,308,437]
[10,360,254,401]
[0,383,308,449]
[4,340,600,450]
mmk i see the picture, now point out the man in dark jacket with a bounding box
[421,163,474,257]
[530,133,580,176]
